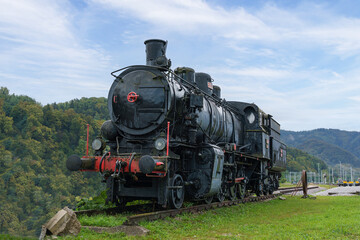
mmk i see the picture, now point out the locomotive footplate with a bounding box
[100,153,167,176]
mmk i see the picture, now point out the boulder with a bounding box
[39,207,81,239]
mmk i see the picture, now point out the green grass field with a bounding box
[57,195,360,239]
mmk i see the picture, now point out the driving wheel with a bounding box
[168,174,185,209]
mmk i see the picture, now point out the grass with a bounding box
[280,182,299,188]
[316,184,338,189]
[0,234,36,240]
[78,214,128,227]
[59,196,360,239]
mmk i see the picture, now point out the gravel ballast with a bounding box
[314,186,360,196]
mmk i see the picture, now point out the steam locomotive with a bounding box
[67,39,286,209]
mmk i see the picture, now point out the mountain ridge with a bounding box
[281,129,360,167]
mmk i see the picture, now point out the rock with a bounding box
[39,226,48,240]
[40,207,81,240]
[279,196,286,200]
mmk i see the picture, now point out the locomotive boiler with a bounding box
[67,39,286,209]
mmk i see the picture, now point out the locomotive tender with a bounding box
[67,39,286,208]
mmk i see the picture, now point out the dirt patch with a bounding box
[83,225,150,236]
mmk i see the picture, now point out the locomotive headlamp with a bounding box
[155,137,166,151]
[92,137,105,151]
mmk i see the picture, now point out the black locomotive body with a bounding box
[67,39,286,208]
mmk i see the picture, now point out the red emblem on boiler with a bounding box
[127,92,139,102]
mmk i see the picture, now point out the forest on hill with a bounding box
[281,129,360,167]
[0,87,328,237]
[0,87,107,237]
[286,147,327,172]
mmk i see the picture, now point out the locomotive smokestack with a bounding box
[144,39,171,68]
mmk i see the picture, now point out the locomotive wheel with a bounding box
[256,181,264,196]
[229,184,237,200]
[115,196,127,209]
[268,176,274,195]
[237,184,246,199]
[263,187,270,196]
[168,174,185,209]
[204,195,214,204]
[268,186,274,195]
[217,188,226,202]
[216,182,228,202]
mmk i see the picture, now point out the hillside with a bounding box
[0,87,106,237]
[51,97,108,121]
[286,147,327,172]
[281,129,360,167]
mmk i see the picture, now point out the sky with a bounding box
[1,0,360,132]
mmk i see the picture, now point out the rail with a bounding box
[77,193,282,226]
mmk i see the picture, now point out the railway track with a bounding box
[76,186,315,225]
[278,185,319,194]
[75,203,154,217]
[124,193,281,225]
[76,193,282,226]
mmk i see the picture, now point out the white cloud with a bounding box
[349,96,360,102]
[0,0,112,104]
[92,0,273,39]
[0,0,76,47]
[211,63,360,131]
[212,67,291,79]
[91,0,360,58]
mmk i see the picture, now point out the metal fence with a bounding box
[284,169,360,184]
[285,171,319,184]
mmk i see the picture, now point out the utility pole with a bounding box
[339,161,342,179]
[350,167,353,182]
[320,170,322,184]
[332,168,334,184]
[355,170,357,181]
[318,163,320,183]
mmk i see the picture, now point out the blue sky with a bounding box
[1,0,360,131]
